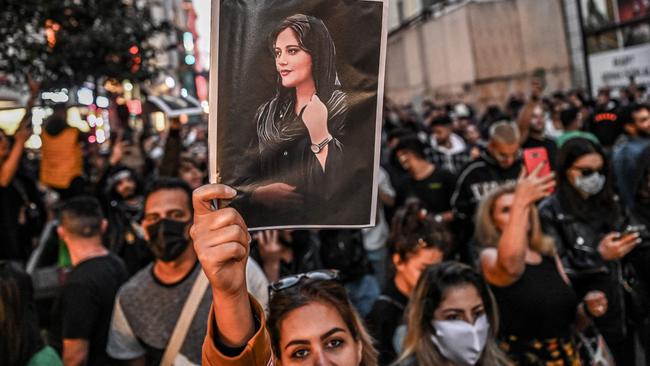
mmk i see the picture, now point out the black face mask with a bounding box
[146,219,190,262]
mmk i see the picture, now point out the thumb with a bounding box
[518,167,527,181]
[192,184,237,216]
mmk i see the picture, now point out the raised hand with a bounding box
[514,163,555,207]
[301,94,330,144]
[191,184,250,296]
[584,291,608,317]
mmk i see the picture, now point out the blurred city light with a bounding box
[96,96,109,108]
[184,55,195,65]
[25,134,42,150]
[77,88,94,105]
[165,76,176,88]
[124,81,134,92]
[41,91,69,103]
[183,32,194,52]
[181,88,188,97]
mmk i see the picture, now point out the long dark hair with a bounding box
[396,262,509,365]
[556,137,616,221]
[268,14,339,103]
[0,261,44,365]
[268,279,378,365]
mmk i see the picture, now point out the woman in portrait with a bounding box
[243,14,349,226]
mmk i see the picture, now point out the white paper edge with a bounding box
[207,0,389,229]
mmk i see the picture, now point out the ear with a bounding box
[624,123,637,136]
[392,253,404,270]
[356,339,363,363]
[100,219,108,235]
[142,223,150,242]
[57,226,66,242]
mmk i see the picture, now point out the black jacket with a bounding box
[539,194,630,341]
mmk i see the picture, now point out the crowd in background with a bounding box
[1,80,650,366]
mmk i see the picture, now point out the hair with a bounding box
[388,198,452,262]
[396,262,509,366]
[516,101,545,143]
[59,195,105,238]
[488,121,520,145]
[395,135,427,160]
[0,261,44,366]
[556,137,616,221]
[143,177,193,214]
[430,115,453,128]
[475,184,555,256]
[268,279,378,365]
[269,14,339,103]
[560,107,580,129]
[631,103,650,120]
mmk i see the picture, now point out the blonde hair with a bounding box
[394,262,509,366]
[475,184,555,256]
[489,121,520,145]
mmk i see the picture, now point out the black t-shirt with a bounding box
[52,254,129,365]
[366,280,409,366]
[407,167,455,214]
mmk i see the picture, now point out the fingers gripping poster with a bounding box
[209,0,388,229]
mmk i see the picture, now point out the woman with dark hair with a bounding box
[245,14,349,225]
[0,261,62,365]
[192,184,377,365]
[394,261,509,366]
[366,198,451,365]
[539,136,643,365]
[477,175,606,365]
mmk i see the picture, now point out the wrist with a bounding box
[310,131,331,145]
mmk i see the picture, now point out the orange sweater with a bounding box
[40,128,82,189]
[202,295,274,366]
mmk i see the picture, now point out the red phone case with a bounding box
[523,147,551,178]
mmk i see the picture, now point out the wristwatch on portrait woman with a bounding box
[311,135,333,154]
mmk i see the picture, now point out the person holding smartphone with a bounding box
[539,136,644,365]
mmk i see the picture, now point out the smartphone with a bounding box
[523,147,553,192]
[621,224,646,237]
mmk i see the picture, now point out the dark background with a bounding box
[215,0,384,227]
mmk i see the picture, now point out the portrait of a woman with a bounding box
[241,14,350,226]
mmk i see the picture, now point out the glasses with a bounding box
[572,166,602,176]
[269,269,340,296]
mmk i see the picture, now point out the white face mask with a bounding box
[430,314,490,366]
[573,171,606,196]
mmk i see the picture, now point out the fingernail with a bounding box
[226,186,237,195]
[636,238,643,244]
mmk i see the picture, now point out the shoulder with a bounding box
[456,160,488,184]
[117,264,154,300]
[538,195,561,218]
[327,90,348,113]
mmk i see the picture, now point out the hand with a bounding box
[109,139,124,166]
[14,122,32,145]
[301,94,330,144]
[255,230,283,264]
[190,184,251,297]
[598,232,640,261]
[251,183,303,208]
[584,291,608,317]
[27,74,40,98]
[513,163,555,207]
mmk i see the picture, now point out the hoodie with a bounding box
[612,137,650,210]
[428,133,471,175]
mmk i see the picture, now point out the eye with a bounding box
[326,338,344,349]
[291,348,309,359]
[445,313,462,321]
[288,47,300,55]
[274,50,281,58]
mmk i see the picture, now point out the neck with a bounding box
[441,138,453,149]
[394,274,412,297]
[529,129,544,139]
[153,246,197,285]
[410,160,434,181]
[295,80,317,113]
[67,237,109,266]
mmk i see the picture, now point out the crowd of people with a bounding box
[1,80,650,366]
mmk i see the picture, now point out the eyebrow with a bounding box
[283,328,346,350]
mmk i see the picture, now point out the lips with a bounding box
[280,70,291,77]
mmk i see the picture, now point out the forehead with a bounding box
[275,28,299,47]
[494,192,515,208]
[280,301,350,345]
[408,247,444,266]
[439,284,483,310]
[144,188,190,214]
[573,152,603,167]
[492,141,519,153]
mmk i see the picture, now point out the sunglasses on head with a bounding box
[269,269,340,296]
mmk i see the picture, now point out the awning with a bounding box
[147,94,204,118]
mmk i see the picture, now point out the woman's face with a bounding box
[279,301,362,366]
[566,152,604,187]
[433,284,485,324]
[179,162,203,190]
[275,28,314,89]
[491,193,532,234]
[394,247,445,295]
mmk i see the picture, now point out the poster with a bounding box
[588,42,650,95]
[618,0,650,46]
[208,0,388,230]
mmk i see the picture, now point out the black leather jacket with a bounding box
[538,194,630,340]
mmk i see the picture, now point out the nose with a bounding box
[311,347,327,366]
[277,53,288,66]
